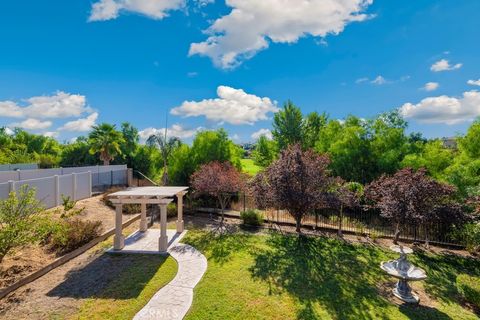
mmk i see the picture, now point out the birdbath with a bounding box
[380,245,427,303]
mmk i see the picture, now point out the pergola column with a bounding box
[140,203,147,232]
[113,204,125,250]
[159,199,172,252]
[176,192,185,233]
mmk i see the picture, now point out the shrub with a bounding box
[48,218,103,255]
[61,194,76,211]
[240,209,263,226]
[0,186,43,263]
[167,202,177,218]
[457,274,480,309]
[454,223,480,254]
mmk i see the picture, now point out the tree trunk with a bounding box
[103,159,109,166]
[162,158,168,186]
[424,224,430,249]
[295,216,302,233]
[338,205,344,237]
[219,196,226,223]
[393,222,401,244]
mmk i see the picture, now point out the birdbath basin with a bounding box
[380,245,427,303]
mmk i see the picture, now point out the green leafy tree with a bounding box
[88,123,125,166]
[252,135,277,167]
[119,122,139,167]
[0,186,43,263]
[168,129,242,186]
[445,120,480,197]
[316,117,375,183]
[402,140,454,180]
[367,111,409,176]
[272,101,304,150]
[60,137,99,166]
[303,111,328,149]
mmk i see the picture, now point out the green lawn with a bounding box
[241,158,261,176]
[183,230,480,320]
[66,254,178,320]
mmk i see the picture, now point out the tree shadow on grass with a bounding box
[399,304,452,320]
[182,230,252,265]
[47,253,168,300]
[411,251,480,316]
[249,232,452,320]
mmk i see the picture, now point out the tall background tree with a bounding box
[168,129,242,186]
[272,101,304,150]
[88,123,125,165]
[250,144,335,233]
[252,135,277,168]
[147,132,181,185]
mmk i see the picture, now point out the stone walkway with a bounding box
[133,232,208,320]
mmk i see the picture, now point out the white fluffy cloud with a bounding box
[430,59,462,72]
[139,124,201,141]
[43,131,59,138]
[468,79,480,86]
[10,118,52,130]
[0,91,90,119]
[371,75,387,85]
[399,90,480,125]
[251,128,273,140]
[189,0,373,69]
[422,82,439,91]
[59,112,99,132]
[89,0,185,21]
[171,86,278,125]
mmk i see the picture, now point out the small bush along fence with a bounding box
[240,209,263,226]
[189,193,468,247]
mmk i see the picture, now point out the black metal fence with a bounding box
[188,193,463,247]
[92,169,128,192]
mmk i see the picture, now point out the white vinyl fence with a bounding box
[0,163,38,171]
[0,165,130,209]
[0,165,127,185]
[0,172,92,209]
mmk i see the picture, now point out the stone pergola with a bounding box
[108,186,188,252]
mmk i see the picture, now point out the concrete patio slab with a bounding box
[107,229,187,254]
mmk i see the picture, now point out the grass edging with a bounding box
[0,214,141,299]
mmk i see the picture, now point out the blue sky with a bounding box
[0,0,479,143]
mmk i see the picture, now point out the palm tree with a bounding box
[88,123,125,165]
[147,133,180,185]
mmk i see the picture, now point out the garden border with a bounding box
[0,214,141,299]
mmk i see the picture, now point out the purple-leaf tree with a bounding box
[366,167,461,246]
[191,161,245,229]
[250,144,335,233]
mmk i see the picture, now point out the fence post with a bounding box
[54,175,60,207]
[88,171,92,197]
[243,193,246,212]
[8,180,15,194]
[17,170,21,181]
[72,173,77,200]
[111,170,113,188]
[127,168,133,187]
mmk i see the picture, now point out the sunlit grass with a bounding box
[68,255,177,320]
[183,229,480,320]
[240,158,261,176]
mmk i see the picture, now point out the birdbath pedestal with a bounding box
[380,245,427,303]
